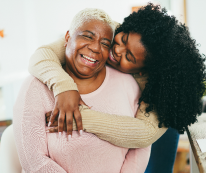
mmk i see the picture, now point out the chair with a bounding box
[0,124,22,173]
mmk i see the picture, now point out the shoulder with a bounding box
[19,75,53,101]
[106,66,135,80]
[14,75,54,112]
[22,75,48,91]
[106,66,140,94]
[133,73,148,92]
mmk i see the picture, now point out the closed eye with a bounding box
[101,42,110,48]
[83,35,92,39]
[121,34,126,44]
[125,53,131,62]
[121,33,128,45]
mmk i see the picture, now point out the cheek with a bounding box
[120,59,130,69]
[119,60,134,73]
[67,40,77,55]
[102,49,110,61]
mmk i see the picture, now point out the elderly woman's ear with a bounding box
[64,31,70,47]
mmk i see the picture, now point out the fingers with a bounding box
[47,91,86,140]
[58,111,66,136]
[79,98,92,109]
[49,107,59,126]
[48,127,58,133]
[45,111,52,117]
[79,98,89,107]
[45,111,52,124]
[46,124,67,133]
[46,116,50,124]
[47,121,58,127]
[73,109,83,135]
[66,112,73,137]
[51,121,58,126]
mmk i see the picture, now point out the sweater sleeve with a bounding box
[28,38,167,149]
[13,76,66,173]
[79,104,167,148]
[28,37,78,97]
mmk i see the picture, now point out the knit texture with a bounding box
[13,66,151,173]
[28,37,167,149]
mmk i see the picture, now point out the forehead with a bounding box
[77,19,113,36]
[128,32,146,61]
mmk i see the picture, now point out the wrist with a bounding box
[53,81,78,97]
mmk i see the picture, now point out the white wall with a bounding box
[0,0,29,75]
[187,0,206,55]
[29,0,151,46]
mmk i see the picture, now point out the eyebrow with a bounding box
[83,30,95,36]
[82,30,112,43]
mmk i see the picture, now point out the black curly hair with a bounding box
[115,3,206,133]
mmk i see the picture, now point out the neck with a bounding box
[63,65,106,94]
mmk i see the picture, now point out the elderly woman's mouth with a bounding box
[80,54,99,66]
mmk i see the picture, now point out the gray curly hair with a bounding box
[69,8,116,38]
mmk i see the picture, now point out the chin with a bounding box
[76,74,93,79]
[76,72,96,79]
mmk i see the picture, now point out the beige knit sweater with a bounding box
[28,37,167,148]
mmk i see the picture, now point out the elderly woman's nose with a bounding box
[88,41,101,53]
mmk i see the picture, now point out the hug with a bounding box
[2,3,205,173]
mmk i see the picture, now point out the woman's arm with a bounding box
[13,76,67,173]
[80,104,167,148]
[29,37,86,136]
[29,39,167,148]
[29,37,77,96]
[48,103,167,148]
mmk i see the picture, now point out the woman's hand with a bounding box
[48,90,88,137]
[46,112,62,132]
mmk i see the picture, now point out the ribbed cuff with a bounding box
[53,80,78,97]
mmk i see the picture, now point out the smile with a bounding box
[81,54,98,64]
[109,50,118,63]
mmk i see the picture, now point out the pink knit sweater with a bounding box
[13,66,151,173]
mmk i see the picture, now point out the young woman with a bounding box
[29,3,205,172]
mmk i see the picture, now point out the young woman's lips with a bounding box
[80,54,99,67]
[109,50,118,64]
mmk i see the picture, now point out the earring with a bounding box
[64,43,67,47]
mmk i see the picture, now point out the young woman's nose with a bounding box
[115,45,126,57]
[88,41,101,53]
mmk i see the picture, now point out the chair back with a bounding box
[0,124,22,173]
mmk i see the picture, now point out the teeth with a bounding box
[82,55,96,62]
[110,50,115,59]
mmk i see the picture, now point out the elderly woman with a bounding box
[13,8,151,173]
[28,3,206,173]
